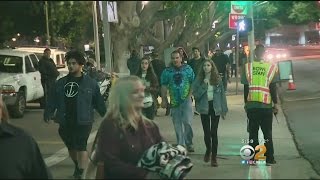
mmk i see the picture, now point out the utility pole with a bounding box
[92,1,101,70]
[247,1,255,62]
[236,28,240,95]
[102,1,112,72]
[45,1,50,46]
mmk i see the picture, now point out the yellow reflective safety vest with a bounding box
[245,61,278,104]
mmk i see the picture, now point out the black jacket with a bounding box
[151,59,165,82]
[38,57,59,82]
[0,122,52,179]
[188,57,205,77]
[127,56,141,75]
[44,74,107,126]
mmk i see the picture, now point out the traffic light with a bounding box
[237,17,252,35]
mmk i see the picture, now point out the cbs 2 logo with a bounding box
[240,145,267,160]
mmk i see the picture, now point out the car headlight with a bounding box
[267,54,273,59]
[276,54,281,58]
[282,54,287,58]
[1,85,16,93]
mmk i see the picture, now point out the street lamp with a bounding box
[34,37,40,43]
[17,33,20,37]
[12,38,16,42]
[195,32,200,36]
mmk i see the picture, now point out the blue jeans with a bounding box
[171,98,194,147]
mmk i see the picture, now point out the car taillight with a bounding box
[267,54,273,59]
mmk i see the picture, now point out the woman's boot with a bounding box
[211,155,218,167]
[204,150,211,163]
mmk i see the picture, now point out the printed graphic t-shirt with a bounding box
[64,75,83,126]
[161,64,195,107]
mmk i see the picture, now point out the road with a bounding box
[278,59,320,176]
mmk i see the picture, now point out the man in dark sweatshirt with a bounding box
[38,48,60,108]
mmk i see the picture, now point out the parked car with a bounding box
[0,50,44,118]
[264,48,290,63]
[14,46,67,70]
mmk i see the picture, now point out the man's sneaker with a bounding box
[266,159,277,166]
[73,167,80,178]
[187,145,195,153]
[73,168,84,180]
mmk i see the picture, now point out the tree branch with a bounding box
[143,29,161,47]
[157,15,185,53]
[139,1,163,27]
[152,8,182,22]
[185,15,229,52]
[175,24,194,46]
[208,2,218,25]
[136,1,143,15]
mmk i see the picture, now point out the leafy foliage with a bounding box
[289,1,320,24]
[255,1,320,30]
[49,1,93,48]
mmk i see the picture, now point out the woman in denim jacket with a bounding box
[192,59,228,167]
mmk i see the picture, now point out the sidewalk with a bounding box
[153,79,320,179]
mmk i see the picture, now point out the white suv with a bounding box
[0,49,44,118]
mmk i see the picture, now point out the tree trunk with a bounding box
[112,36,129,73]
[154,21,164,42]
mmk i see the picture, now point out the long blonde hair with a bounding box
[105,75,151,131]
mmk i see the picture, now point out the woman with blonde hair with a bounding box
[96,76,164,179]
[192,59,228,167]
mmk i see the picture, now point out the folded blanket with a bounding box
[137,142,193,179]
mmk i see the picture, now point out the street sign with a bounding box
[231,1,248,15]
[229,13,246,29]
[99,1,118,23]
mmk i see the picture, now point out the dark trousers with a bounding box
[142,103,155,120]
[231,64,237,77]
[220,73,227,91]
[41,79,55,108]
[247,108,275,161]
[200,100,220,156]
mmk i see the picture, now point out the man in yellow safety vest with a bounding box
[241,44,279,166]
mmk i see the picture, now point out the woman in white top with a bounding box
[192,59,228,167]
[136,57,159,120]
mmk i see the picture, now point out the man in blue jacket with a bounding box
[44,50,106,179]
